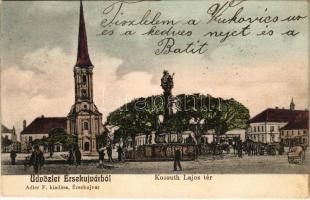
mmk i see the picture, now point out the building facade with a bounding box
[20,116,67,152]
[1,124,19,152]
[247,100,308,144]
[280,112,309,148]
[248,121,287,143]
[1,125,16,141]
[200,129,246,144]
[67,1,103,155]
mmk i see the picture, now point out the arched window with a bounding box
[83,122,89,130]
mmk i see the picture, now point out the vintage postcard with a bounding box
[0,0,309,198]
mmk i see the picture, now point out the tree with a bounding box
[96,132,108,150]
[47,128,68,156]
[106,93,250,147]
[66,134,78,149]
[30,137,48,151]
[1,136,12,147]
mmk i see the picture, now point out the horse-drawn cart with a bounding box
[288,146,305,164]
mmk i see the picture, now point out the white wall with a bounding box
[2,133,12,140]
[21,133,48,151]
[248,122,287,143]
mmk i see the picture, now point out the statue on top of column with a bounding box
[161,70,174,94]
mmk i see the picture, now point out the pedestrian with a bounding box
[29,145,45,174]
[117,146,123,162]
[232,141,236,155]
[254,143,259,156]
[49,144,54,158]
[23,156,30,171]
[122,146,127,161]
[237,140,243,158]
[68,148,73,165]
[107,144,113,162]
[68,145,75,165]
[98,148,105,168]
[279,141,284,155]
[173,147,182,171]
[10,150,17,165]
[74,145,81,166]
[211,141,216,156]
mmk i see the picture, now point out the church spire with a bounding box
[76,0,93,67]
[290,97,295,110]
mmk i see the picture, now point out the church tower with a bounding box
[67,0,103,155]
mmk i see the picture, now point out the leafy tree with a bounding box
[29,128,79,154]
[30,137,48,148]
[107,95,165,157]
[47,128,68,156]
[106,93,250,147]
[209,98,250,142]
[66,134,78,148]
[96,132,108,150]
[48,128,68,144]
[1,136,12,147]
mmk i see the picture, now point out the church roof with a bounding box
[75,1,93,68]
[1,125,14,134]
[250,108,308,123]
[21,116,67,135]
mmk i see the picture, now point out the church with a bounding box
[67,1,103,155]
[20,1,104,155]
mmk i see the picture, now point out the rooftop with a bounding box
[21,116,67,135]
[250,108,308,123]
[280,112,309,130]
[1,125,14,134]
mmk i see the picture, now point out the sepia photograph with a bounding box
[0,0,309,198]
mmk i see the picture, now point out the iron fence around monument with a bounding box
[125,143,198,161]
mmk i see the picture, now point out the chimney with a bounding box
[41,115,44,118]
[275,106,279,109]
[23,120,26,130]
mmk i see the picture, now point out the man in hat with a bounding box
[74,144,81,166]
[117,146,123,162]
[107,144,113,162]
[29,145,45,174]
[173,147,182,171]
[10,150,17,165]
[98,148,105,168]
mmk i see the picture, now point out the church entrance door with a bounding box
[84,142,90,151]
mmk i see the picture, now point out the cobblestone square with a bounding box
[2,151,308,175]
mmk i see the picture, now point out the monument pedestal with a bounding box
[125,143,197,161]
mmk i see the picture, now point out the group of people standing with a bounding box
[68,145,81,166]
[98,144,125,169]
[22,145,45,174]
[232,140,244,158]
[12,143,184,173]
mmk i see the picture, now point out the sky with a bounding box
[0,0,309,137]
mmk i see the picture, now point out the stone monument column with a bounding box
[161,70,174,124]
